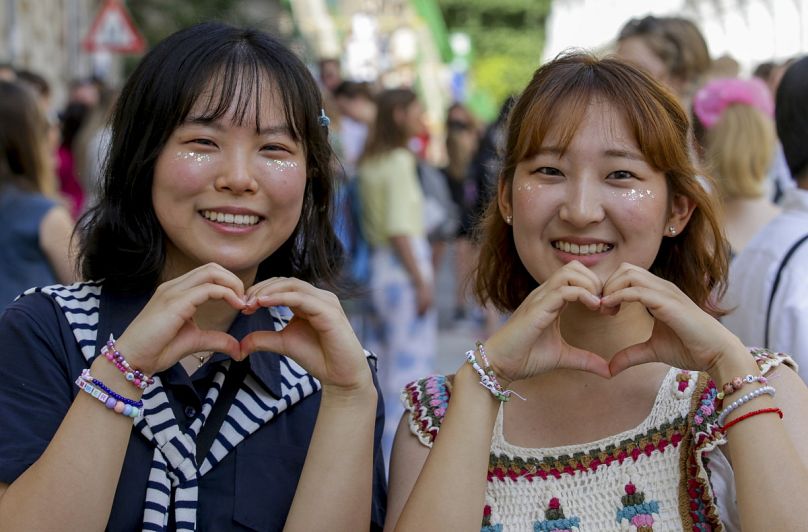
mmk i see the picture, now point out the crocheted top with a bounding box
[401,348,795,532]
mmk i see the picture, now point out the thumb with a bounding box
[563,347,612,379]
[240,330,286,359]
[609,342,657,376]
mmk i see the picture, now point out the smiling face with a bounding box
[500,100,691,286]
[152,82,307,283]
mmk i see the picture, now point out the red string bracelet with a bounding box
[720,407,783,433]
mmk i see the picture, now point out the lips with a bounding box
[552,240,614,256]
[201,209,262,226]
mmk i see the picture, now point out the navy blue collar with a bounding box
[97,288,283,398]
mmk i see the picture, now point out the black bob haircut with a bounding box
[775,56,808,182]
[78,22,343,291]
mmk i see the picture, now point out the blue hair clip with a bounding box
[318,108,331,129]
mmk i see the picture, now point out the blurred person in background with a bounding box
[358,88,436,458]
[723,56,808,379]
[616,15,711,107]
[334,81,376,178]
[441,103,481,320]
[0,81,75,308]
[74,86,118,208]
[57,100,90,218]
[318,57,342,96]
[692,77,780,257]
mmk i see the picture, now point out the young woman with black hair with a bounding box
[0,23,385,531]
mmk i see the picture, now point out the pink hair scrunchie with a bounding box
[693,77,774,128]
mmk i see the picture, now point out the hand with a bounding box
[484,261,611,383]
[116,263,246,375]
[415,280,434,316]
[602,263,746,376]
[240,278,373,392]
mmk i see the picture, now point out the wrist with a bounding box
[320,377,377,409]
[707,340,760,384]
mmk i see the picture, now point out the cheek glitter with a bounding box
[175,151,212,165]
[266,160,300,172]
[620,188,656,201]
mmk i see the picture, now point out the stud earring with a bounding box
[668,225,677,236]
[505,215,513,225]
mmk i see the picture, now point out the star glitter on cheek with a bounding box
[266,160,300,172]
[175,151,212,165]
[620,189,656,201]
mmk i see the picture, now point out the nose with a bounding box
[214,150,258,194]
[558,178,605,227]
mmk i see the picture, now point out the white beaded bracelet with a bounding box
[717,385,776,426]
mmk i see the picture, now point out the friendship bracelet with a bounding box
[101,336,154,390]
[75,374,141,418]
[717,385,776,426]
[716,374,768,401]
[720,407,783,433]
[77,369,143,407]
[464,345,525,402]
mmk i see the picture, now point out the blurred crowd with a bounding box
[2,14,808,458]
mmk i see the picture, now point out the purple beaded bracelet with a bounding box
[78,369,143,407]
[75,374,141,418]
[101,335,154,390]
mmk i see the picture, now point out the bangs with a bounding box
[511,59,689,177]
[181,44,302,142]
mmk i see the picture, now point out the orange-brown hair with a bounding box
[475,52,728,314]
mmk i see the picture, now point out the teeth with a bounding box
[553,241,612,255]
[202,210,260,226]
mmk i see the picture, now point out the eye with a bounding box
[532,166,564,177]
[607,170,636,180]
[261,144,290,153]
[190,138,217,148]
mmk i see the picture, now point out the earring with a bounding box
[668,225,677,236]
[505,215,513,225]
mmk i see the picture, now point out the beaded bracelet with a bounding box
[464,344,525,402]
[77,369,143,407]
[101,336,154,390]
[717,385,776,426]
[716,374,768,401]
[720,407,783,433]
[75,374,141,418]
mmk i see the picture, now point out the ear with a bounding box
[497,175,512,223]
[666,192,696,236]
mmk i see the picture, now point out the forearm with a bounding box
[396,364,499,531]
[284,382,378,532]
[389,235,425,287]
[712,347,808,529]
[0,358,140,530]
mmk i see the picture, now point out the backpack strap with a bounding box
[765,234,808,347]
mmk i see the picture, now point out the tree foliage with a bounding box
[437,0,550,117]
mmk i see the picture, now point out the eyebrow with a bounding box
[183,117,292,137]
[536,146,646,161]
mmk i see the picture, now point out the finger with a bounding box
[166,263,246,300]
[179,283,248,314]
[530,286,601,330]
[563,347,612,379]
[175,329,242,361]
[245,278,330,309]
[545,261,603,296]
[600,286,664,314]
[250,291,343,327]
[609,342,657,375]
[240,330,287,358]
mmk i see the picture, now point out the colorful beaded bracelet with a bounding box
[77,369,143,407]
[716,374,768,401]
[75,375,141,418]
[717,385,776,426]
[464,343,525,402]
[101,336,154,390]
